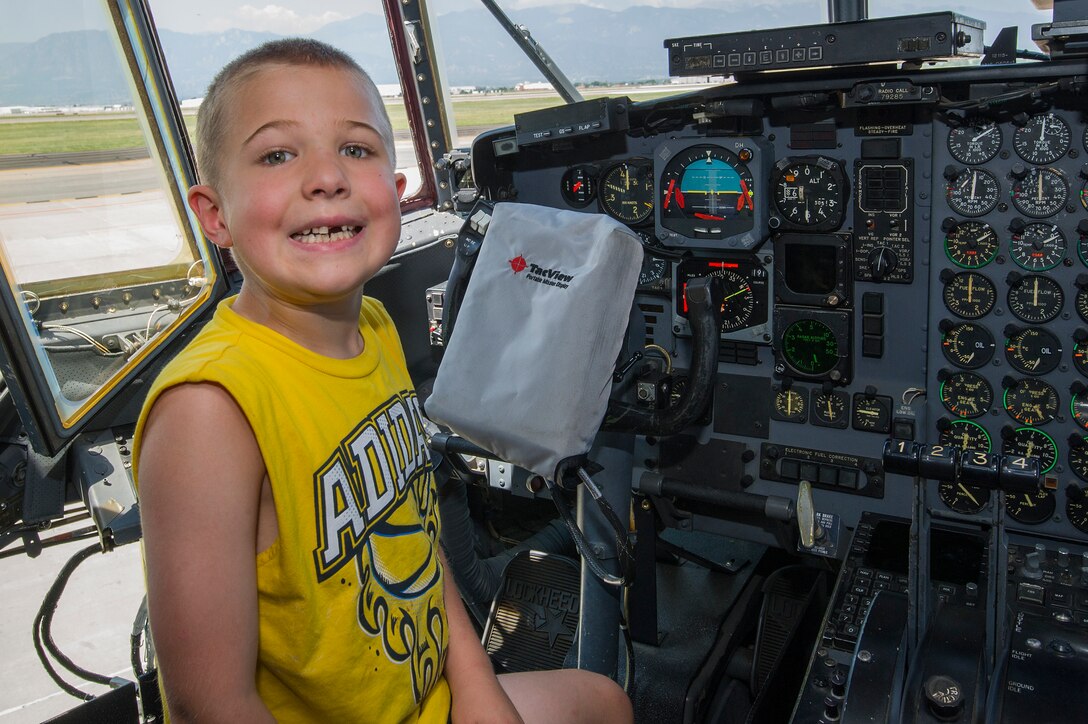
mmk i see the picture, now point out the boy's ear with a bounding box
[187,184,233,248]
[394,172,407,200]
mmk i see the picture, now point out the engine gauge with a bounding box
[851,394,892,433]
[946,168,1000,217]
[939,481,991,514]
[1010,222,1066,270]
[600,159,654,224]
[1070,439,1088,481]
[940,371,993,418]
[1006,488,1056,525]
[772,387,807,423]
[1002,427,1057,474]
[940,419,992,452]
[781,318,840,377]
[1010,167,1068,218]
[943,271,996,319]
[1073,336,1088,378]
[948,121,1002,165]
[561,166,597,207]
[1013,112,1071,165]
[1077,288,1088,323]
[638,255,669,291]
[944,220,999,269]
[1004,327,1062,375]
[1002,378,1059,426]
[1071,388,1088,430]
[811,389,848,428]
[1007,274,1064,324]
[941,322,995,369]
[771,156,847,231]
[659,145,754,237]
[1065,486,1088,533]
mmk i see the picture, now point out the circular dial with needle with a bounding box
[943,271,996,319]
[939,481,991,514]
[1010,222,1066,271]
[940,371,993,418]
[1077,288,1088,323]
[1002,427,1058,474]
[599,159,655,224]
[771,157,846,230]
[946,168,1000,217]
[1066,486,1088,534]
[941,322,995,369]
[851,395,891,433]
[772,387,807,423]
[940,419,992,453]
[561,165,597,207]
[948,121,1002,165]
[1010,167,1068,218]
[944,220,999,268]
[1071,439,1088,482]
[1004,327,1062,375]
[1071,388,1088,430]
[1013,112,1071,165]
[1003,378,1059,426]
[1006,488,1056,524]
[659,145,755,237]
[811,389,848,428]
[1007,274,1064,324]
[715,269,757,331]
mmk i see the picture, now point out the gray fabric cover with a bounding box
[425,202,644,479]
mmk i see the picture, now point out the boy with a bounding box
[135,39,632,723]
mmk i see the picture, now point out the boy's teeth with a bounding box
[292,225,359,243]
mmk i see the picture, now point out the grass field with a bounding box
[0,88,681,156]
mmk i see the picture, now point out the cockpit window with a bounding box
[0,0,220,447]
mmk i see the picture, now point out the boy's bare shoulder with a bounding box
[142,382,258,462]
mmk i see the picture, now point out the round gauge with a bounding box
[939,481,991,514]
[1070,439,1088,481]
[948,121,1002,165]
[852,395,891,432]
[940,371,994,418]
[638,255,669,290]
[599,160,654,224]
[811,390,848,428]
[1077,288,1088,323]
[1002,378,1059,426]
[1010,167,1068,218]
[1007,274,1064,324]
[660,145,754,236]
[1010,222,1066,270]
[716,269,757,331]
[946,168,1000,217]
[1071,388,1088,430]
[943,271,996,319]
[561,166,597,207]
[1066,487,1088,533]
[1002,427,1057,474]
[940,419,993,453]
[781,319,839,376]
[945,221,999,268]
[1004,327,1062,375]
[1006,488,1056,524]
[1074,337,1088,377]
[1080,180,1088,213]
[1013,113,1071,164]
[941,322,995,369]
[771,157,847,229]
[773,388,807,423]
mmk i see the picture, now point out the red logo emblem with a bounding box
[509,255,527,273]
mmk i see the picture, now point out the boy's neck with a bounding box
[232,289,366,359]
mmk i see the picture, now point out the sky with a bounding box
[1,0,1054,45]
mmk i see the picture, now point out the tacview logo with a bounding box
[508,254,575,289]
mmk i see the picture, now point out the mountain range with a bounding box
[0,5,825,106]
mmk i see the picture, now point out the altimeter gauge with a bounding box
[771,156,847,231]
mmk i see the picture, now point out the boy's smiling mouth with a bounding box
[291,225,362,244]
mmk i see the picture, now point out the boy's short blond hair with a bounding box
[194,38,396,190]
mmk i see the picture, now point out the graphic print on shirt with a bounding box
[312,390,445,704]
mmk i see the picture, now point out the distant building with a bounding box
[376,84,403,98]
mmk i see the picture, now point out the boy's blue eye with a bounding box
[342,144,369,159]
[263,150,294,165]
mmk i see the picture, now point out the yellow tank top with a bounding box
[134,296,451,723]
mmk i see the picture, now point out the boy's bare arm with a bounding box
[440,551,524,724]
[138,383,275,723]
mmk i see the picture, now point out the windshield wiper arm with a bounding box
[479,0,583,104]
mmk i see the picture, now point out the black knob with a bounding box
[1010,163,1028,180]
[868,247,899,280]
[924,674,964,720]
[943,165,961,181]
[1008,218,1027,235]
[823,695,841,721]
[830,668,847,698]
[941,217,959,232]
[1077,220,1088,237]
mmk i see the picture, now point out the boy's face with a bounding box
[189,64,406,308]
